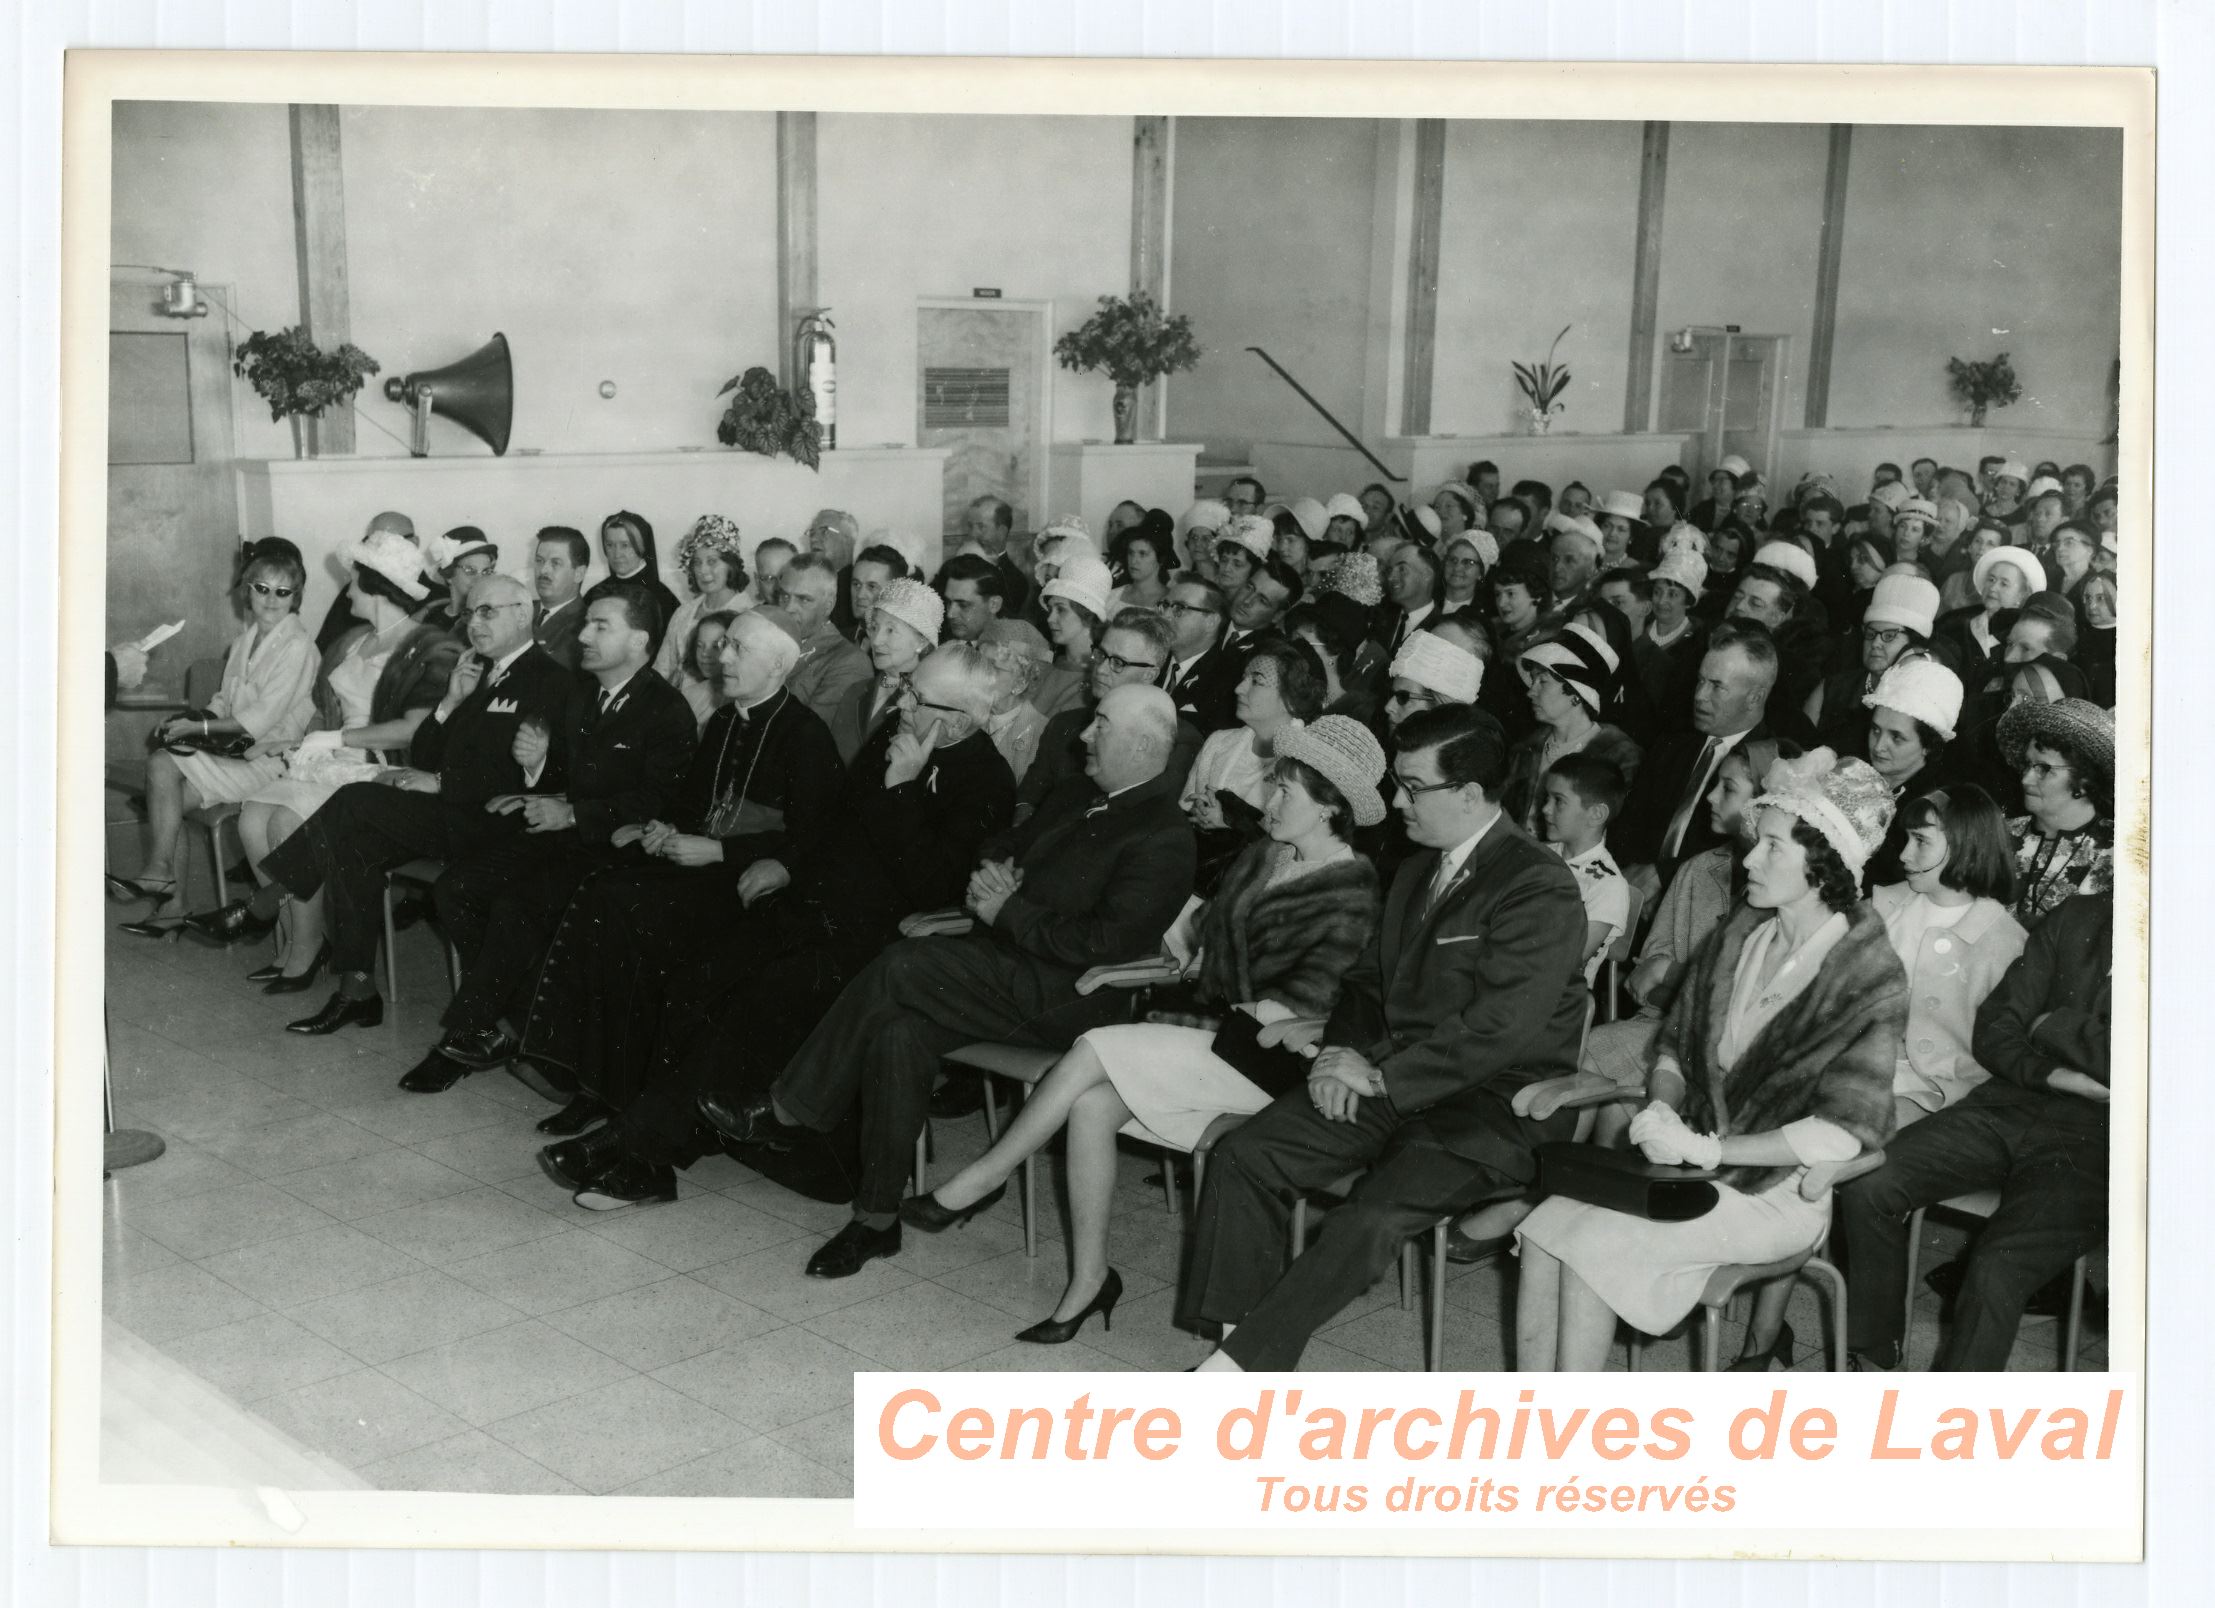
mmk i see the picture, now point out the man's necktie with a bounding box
[1661,735,1723,862]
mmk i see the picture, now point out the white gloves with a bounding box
[299,729,345,753]
[1629,1100,1723,1169]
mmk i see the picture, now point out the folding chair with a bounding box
[381,858,462,1004]
[1904,1192,2095,1370]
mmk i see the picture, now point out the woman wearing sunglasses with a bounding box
[117,540,317,937]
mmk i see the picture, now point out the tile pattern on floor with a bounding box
[96,913,2099,1500]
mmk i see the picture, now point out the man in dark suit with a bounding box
[1161,576,1237,734]
[1016,609,1199,819]
[1181,703,1590,1372]
[706,683,1197,1277]
[1609,620,1783,897]
[195,574,575,1032]
[539,641,1018,1208]
[946,495,1032,621]
[1217,556,1304,670]
[396,581,698,1093]
[531,526,591,672]
[1369,543,1441,662]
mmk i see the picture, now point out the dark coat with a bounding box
[1610,721,1782,879]
[1166,644,1239,735]
[1324,813,1590,1177]
[1972,892,2113,1097]
[408,643,575,809]
[1498,721,1642,836]
[1192,842,1381,1017]
[533,596,587,672]
[585,570,686,662]
[826,673,902,766]
[669,689,846,882]
[980,769,1198,979]
[1017,702,1202,815]
[553,669,699,846]
[1661,900,1906,1195]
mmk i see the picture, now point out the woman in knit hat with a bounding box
[1032,552,1115,721]
[1517,748,1907,1371]
[1383,629,1482,733]
[1997,697,2114,925]
[902,716,1388,1346]
[1214,515,1276,596]
[655,514,754,687]
[828,576,944,765]
[1500,624,1643,834]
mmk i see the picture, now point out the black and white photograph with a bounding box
[60,51,2148,1546]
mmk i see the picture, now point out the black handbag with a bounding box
[163,729,257,760]
[1208,1008,1313,1100]
[1535,1141,1720,1222]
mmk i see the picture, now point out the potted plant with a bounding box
[715,366,822,469]
[1054,292,1202,444]
[1512,325,1573,435]
[1946,352,2022,427]
[231,326,380,457]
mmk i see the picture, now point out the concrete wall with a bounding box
[1165,117,1382,467]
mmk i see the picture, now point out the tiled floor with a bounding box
[96,844,2104,1500]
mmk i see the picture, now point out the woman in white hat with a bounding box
[901,716,1388,1345]
[1033,552,1115,720]
[1383,628,1483,731]
[1937,543,2046,667]
[1593,490,1647,569]
[1891,496,1939,569]
[1323,492,1369,549]
[1858,655,1964,885]
[1501,624,1643,834]
[200,532,463,990]
[118,540,319,938]
[1177,500,1231,581]
[1437,529,1499,622]
[1214,514,1275,597]
[1626,546,1708,717]
[1278,497,1329,575]
[1518,749,1906,1371]
[1807,572,1940,755]
[828,577,944,765]
[1432,481,1482,541]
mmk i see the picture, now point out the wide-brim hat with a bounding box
[1862,656,1964,742]
[1996,697,2114,801]
[1287,497,1329,543]
[1974,545,2048,598]
[1043,554,1114,619]
[1324,493,1368,527]
[343,529,432,602]
[1219,515,1276,561]
[1517,623,1617,715]
[1275,714,1389,827]
[1597,490,1645,524]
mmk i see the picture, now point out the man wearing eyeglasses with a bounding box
[200,572,579,1035]
[1161,577,1237,733]
[540,643,1019,1210]
[1182,702,1589,1371]
[1012,608,1199,824]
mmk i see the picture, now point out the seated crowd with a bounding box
[115,453,2122,1373]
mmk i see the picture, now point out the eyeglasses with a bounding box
[896,681,969,718]
[1092,647,1162,676]
[2022,760,2074,780]
[248,581,296,599]
[1391,772,1463,796]
[1862,626,1909,647]
[1385,689,1442,709]
[467,601,529,622]
[1161,599,1221,618]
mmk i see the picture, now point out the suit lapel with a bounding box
[1381,850,1431,981]
[1405,817,1511,949]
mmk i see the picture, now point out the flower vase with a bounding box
[1112,385,1139,445]
[288,415,306,459]
[1525,406,1553,437]
[1970,403,1988,427]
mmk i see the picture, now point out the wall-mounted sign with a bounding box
[972,287,1002,299]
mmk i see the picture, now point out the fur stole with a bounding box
[1658,899,1907,1194]
[1190,841,1381,1019]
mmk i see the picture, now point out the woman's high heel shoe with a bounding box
[898,1182,1008,1233]
[119,914,187,940]
[1016,1269,1123,1345]
[245,959,286,982]
[1724,1320,1796,1372]
[263,943,331,995]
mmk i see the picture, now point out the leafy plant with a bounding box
[230,326,380,422]
[1946,353,2022,421]
[1512,324,1574,417]
[716,366,822,469]
[1053,292,1202,390]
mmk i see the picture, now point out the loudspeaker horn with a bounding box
[383,333,513,457]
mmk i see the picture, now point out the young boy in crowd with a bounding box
[1537,753,1632,986]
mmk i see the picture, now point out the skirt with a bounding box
[242,758,388,823]
[1087,1021,1276,1153]
[1515,1173,1830,1337]
[172,751,286,807]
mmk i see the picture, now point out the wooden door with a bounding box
[107,275,243,704]
[1654,331,1787,486]
[918,305,1045,543]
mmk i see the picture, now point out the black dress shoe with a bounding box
[536,1095,609,1137]
[263,943,331,995]
[184,898,278,946]
[927,1079,987,1120]
[573,1154,678,1211]
[696,1089,799,1153]
[441,1024,519,1071]
[538,1124,628,1190]
[805,1219,902,1279]
[1016,1268,1124,1345]
[398,1045,473,1093]
[898,1183,1007,1233]
[285,990,384,1035]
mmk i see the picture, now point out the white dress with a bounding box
[1179,725,1291,830]
[1083,849,1350,1151]
[171,614,318,805]
[241,633,397,821]
[1515,914,1861,1336]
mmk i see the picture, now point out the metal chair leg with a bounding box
[913,1126,928,1193]
[1802,1259,1850,1370]
[1399,1239,1415,1311]
[1903,1206,1926,1368]
[208,819,230,909]
[1020,1152,1037,1259]
[1699,1307,1721,1371]
[1427,1220,1449,1372]
[1290,1198,1308,1257]
[2064,1257,2087,1371]
[381,884,400,1003]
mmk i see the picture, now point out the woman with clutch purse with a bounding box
[211,531,460,989]
[901,716,1388,1345]
[1514,749,1909,1371]
[119,541,317,938]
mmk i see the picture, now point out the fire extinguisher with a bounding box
[794,311,837,451]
